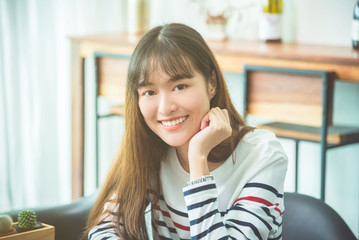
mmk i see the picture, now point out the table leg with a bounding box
[71,40,85,200]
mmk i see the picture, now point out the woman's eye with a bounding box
[174,84,187,91]
[143,90,156,96]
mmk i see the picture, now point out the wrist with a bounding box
[189,155,209,180]
[187,175,214,186]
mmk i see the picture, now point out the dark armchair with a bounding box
[4,192,357,240]
[282,192,356,240]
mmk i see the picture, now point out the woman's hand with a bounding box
[188,107,232,179]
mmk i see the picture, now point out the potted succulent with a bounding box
[0,210,54,240]
[0,214,16,237]
[16,210,43,233]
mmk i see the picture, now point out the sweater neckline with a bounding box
[168,147,235,183]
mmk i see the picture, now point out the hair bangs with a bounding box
[156,48,195,81]
[136,45,196,88]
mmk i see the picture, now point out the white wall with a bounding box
[91,0,359,237]
[0,0,127,212]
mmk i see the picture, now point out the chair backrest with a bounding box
[283,192,356,240]
[243,65,335,127]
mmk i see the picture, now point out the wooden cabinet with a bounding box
[69,32,359,199]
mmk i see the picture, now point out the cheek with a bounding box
[138,100,156,121]
[187,91,211,111]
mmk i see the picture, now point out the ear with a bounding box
[208,70,217,99]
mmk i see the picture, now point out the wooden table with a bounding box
[69,32,359,199]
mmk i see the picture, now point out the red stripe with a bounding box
[234,196,282,216]
[274,208,282,216]
[234,196,273,206]
[154,205,171,218]
[154,205,190,231]
[173,222,190,231]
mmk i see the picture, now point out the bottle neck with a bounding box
[263,0,283,14]
[354,1,359,20]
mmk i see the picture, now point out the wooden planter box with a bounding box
[0,223,54,240]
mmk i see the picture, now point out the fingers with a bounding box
[189,107,232,162]
[211,107,229,123]
[200,119,210,130]
[200,107,229,129]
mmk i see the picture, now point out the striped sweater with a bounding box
[88,129,288,240]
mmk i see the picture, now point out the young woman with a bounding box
[86,23,287,240]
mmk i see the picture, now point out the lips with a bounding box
[160,116,188,127]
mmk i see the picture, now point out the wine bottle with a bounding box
[352,0,359,49]
[259,0,283,43]
[127,0,149,35]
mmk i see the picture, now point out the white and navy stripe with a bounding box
[182,181,284,240]
[88,129,287,240]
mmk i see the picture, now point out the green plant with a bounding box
[0,214,13,233]
[17,210,38,229]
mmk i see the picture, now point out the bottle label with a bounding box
[259,13,282,40]
[352,19,359,41]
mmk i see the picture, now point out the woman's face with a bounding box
[137,67,214,148]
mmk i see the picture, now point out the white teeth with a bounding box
[162,116,186,127]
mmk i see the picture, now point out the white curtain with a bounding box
[0,0,125,212]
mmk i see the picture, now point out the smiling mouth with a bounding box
[161,116,188,127]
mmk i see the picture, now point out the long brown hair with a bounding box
[85,23,253,239]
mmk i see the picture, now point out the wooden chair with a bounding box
[243,65,359,201]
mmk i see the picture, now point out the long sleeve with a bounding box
[182,134,287,240]
[88,220,120,240]
[88,201,121,240]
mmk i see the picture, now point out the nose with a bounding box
[158,93,178,115]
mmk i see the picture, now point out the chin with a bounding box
[163,139,187,147]
[161,135,191,147]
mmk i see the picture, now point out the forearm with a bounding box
[88,200,121,240]
[183,180,283,240]
[183,180,244,239]
[188,154,210,181]
[88,220,121,240]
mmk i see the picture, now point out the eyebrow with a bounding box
[137,75,193,88]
